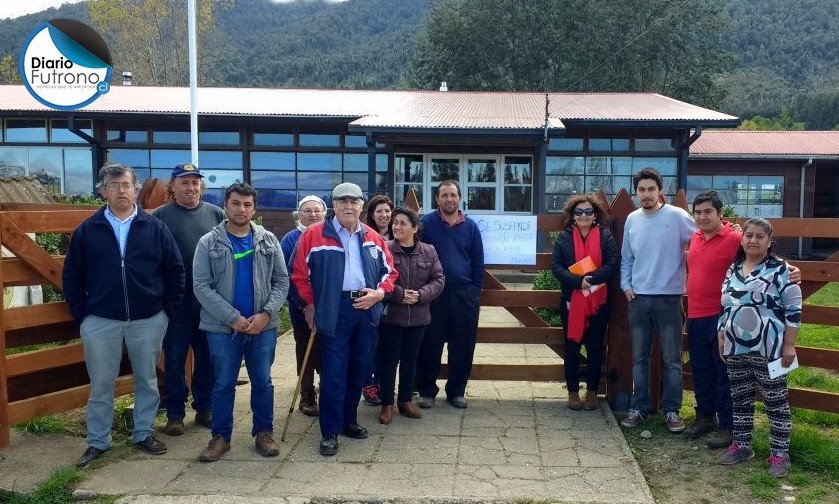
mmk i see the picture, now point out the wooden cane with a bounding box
[281,326,317,442]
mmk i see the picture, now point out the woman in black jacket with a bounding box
[377,208,445,425]
[551,194,619,411]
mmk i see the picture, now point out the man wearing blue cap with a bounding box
[153,163,225,436]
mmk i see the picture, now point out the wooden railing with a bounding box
[1,190,838,448]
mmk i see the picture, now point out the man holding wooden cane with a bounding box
[290,182,397,457]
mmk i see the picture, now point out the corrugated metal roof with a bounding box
[548,93,737,123]
[0,177,56,204]
[691,130,839,157]
[0,85,738,130]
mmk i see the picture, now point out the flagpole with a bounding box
[188,0,199,165]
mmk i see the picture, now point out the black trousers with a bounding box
[559,303,610,393]
[292,320,321,391]
[416,286,480,399]
[377,324,426,405]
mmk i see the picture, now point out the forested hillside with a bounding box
[1,0,837,128]
[722,0,839,128]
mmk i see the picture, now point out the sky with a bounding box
[2,0,348,20]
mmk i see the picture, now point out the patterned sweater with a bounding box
[718,255,802,359]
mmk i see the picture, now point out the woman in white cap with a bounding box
[280,195,327,416]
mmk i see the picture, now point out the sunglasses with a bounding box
[573,208,595,216]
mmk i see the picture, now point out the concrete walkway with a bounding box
[1,307,653,503]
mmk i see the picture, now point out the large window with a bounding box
[394,154,533,214]
[250,152,387,209]
[544,155,677,212]
[0,146,93,194]
[687,175,784,217]
[5,119,47,143]
[105,149,244,205]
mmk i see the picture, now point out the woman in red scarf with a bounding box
[551,194,619,410]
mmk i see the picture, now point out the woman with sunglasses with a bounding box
[551,194,619,410]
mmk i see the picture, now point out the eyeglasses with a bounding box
[573,208,595,216]
[105,182,136,191]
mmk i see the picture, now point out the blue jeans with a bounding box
[162,297,214,419]
[319,296,375,436]
[687,316,733,429]
[207,329,277,441]
[81,311,168,449]
[628,295,684,414]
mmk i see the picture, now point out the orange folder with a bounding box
[568,255,602,297]
[569,255,597,275]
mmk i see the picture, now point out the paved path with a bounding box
[1,307,653,503]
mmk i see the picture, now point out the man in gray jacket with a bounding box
[192,183,289,462]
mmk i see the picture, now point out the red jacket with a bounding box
[290,218,397,336]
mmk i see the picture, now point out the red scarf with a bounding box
[567,226,608,343]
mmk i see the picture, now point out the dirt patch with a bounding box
[620,413,839,504]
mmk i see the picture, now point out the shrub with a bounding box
[533,230,562,327]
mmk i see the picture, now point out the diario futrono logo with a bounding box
[19,19,112,111]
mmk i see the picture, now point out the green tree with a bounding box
[738,108,806,130]
[408,0,733,107]
[88,0,234,86]
[0,54,20,83]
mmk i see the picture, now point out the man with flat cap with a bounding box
[153,163,225,435]
[290,182,398,456]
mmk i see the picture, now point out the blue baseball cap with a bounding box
[172,163,203,178]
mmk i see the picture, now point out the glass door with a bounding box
[463,157,497,214]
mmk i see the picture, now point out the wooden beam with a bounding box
[440,363,564,382]
[0,210,94,234]
[0,203,98,212]
[0,215,64,289]
[5,322,79,349]
[796,346,839,372]
[3,302,73,332]
[480,289,560,308]
[1,257,65,286]
[477,327,564,345]
[5,343,85,378]
[7,376,134,425]
[749,218,839,239]
[0,222,8,448]
[791,260,839,282]
[801,305,839,326]
[788,388,839,413]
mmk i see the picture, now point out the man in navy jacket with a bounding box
[63,163,184,468]
[290,182,398,457]
[416,180,484,409]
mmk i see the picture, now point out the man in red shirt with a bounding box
[684,191,741,448]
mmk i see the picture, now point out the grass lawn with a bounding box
[799,282,839,350]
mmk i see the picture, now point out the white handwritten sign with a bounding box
[471,215,537,265]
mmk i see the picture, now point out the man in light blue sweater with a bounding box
[619,167,694,433]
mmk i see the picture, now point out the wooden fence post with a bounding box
[0,218,10,448]
[606,190,635,412]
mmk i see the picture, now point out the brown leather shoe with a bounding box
[378,405,394,425]
[164,417,185,436]
[194,410,213,429]
[398,401,422,419]
[198,435,230,463]
[583,391,598,411]
[706,429,734,449]
[567,392,583,410]
[299,388,319,417]
[255,431,279,457]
